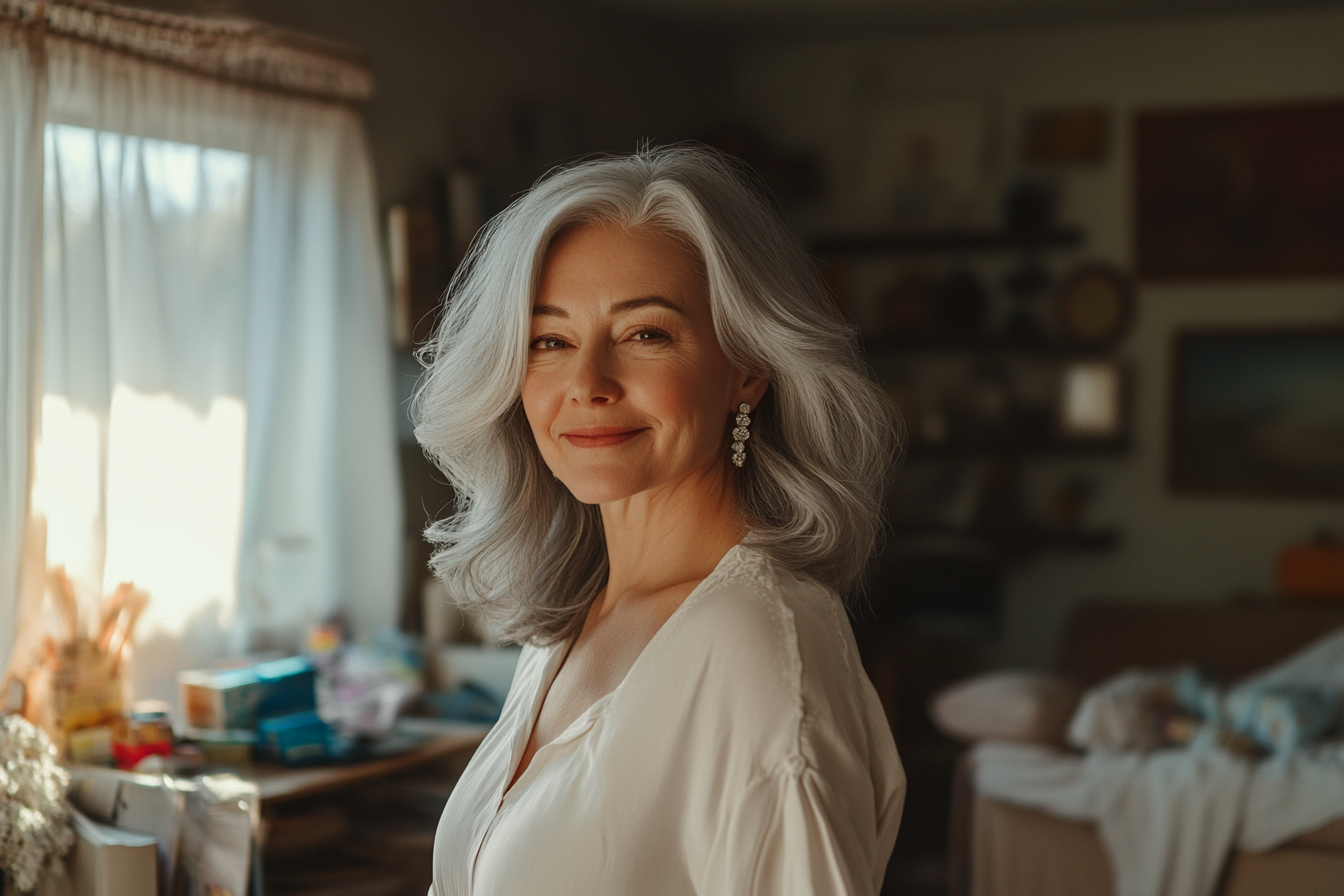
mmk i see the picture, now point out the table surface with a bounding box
[245,721,490,804]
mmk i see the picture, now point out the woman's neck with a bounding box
[596,463,745,616]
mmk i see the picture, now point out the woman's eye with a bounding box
[530,336,568,350]
[631,328,669,343]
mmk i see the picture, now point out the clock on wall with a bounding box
[1055,262,1135,349]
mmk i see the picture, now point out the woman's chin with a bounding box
[557,475,646,506]
[553,475,631,505]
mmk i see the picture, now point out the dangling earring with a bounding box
[731,403,751,468]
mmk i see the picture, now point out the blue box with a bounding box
[257,710,331,766]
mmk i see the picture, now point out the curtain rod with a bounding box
[1,0,375,103]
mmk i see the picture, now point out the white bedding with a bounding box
[973,624,1344,896]
[1241,740,1344,851]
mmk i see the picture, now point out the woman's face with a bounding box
[522,222,759,506]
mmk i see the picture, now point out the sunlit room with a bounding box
[2,0,1343,894]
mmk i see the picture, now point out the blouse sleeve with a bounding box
[702,761,886,896]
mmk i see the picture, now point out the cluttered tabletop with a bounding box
[7,572,519,896]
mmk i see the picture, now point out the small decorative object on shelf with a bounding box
[931,267,989,335]
[1059,360,1126,441]
[1056,262,1135,349]
[0,714,76,893]
[1001,255,1052,342]
[1002,176,1060,233]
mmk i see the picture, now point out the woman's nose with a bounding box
[569,344,622,405]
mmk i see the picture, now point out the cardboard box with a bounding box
[66,768,256,896]
[179,656,315,730]
[68,769,184,896]
[69,810,158,896]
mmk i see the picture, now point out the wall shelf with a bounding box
[863,332,1112,358]
[889,521,1121,556]
[810,226,1084,257]
[905,435,1131,460]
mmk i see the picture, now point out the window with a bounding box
[35,124,254,700]
[2,20,398,710]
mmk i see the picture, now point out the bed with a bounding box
[945,601,1344,896]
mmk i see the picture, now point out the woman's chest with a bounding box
[435,687,724,896]
[522,588,688,761]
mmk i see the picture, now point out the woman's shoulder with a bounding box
[663,544,870,733]
[679,543,853,659]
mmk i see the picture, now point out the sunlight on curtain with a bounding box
[33,35,402,707]
[30,397,100,581]
[39,122,254,702]
[32,389,247,628]
[0,21,46,676]
[103,388,246,634]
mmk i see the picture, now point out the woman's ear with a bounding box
[734,374,770,412]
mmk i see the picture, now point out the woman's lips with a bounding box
[560,426,645,448]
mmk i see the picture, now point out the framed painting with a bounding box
[1169,328,1344,498]
[854,95,995,228]
[1135,102,1344,280]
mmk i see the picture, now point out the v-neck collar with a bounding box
[499,542,749,802]
[466,543,757,893]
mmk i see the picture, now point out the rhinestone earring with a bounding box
[731,403,751,468]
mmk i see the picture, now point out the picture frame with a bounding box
[853,95,996,228]
[1059,360,1125,441]
[1168,327,1344,498]
[1134,101,1344,280]
[1022,106,1110,165]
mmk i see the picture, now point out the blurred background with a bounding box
[120,0,1342,654]
[148,0,1344,891]
[6,1,1344,894]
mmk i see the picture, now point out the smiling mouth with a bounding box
[561,427,646,448]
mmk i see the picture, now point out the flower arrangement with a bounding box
[0,714,74,893]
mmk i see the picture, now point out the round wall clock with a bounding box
[1055,262,1135,349]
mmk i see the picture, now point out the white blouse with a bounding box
[430,544,905,895]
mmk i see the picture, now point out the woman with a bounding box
[416,145,904,895]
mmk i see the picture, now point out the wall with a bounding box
[735,9,1344,667]
[140,0,736,207]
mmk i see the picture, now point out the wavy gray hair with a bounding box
[413,145,900,645]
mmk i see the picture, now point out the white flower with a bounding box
[1,715,75,893]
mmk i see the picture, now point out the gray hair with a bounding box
[413,145,900,645]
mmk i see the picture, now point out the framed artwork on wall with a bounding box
[853,95,997,229]
[1060,360,1125,441]
[1021,106,1110,165]
[1135,101,1344,280]
[1168,327,1344,498]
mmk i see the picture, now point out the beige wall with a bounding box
[138,0,734,206]
[735,9,1344,666]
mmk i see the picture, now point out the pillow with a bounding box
[929,671,1080,746]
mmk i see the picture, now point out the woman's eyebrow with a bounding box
[609,296,688,317]
[530,296,688,318]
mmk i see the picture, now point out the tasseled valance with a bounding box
[0,0,373,102]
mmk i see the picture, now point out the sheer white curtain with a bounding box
[0,20,46,685]
[11,34,401,706]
